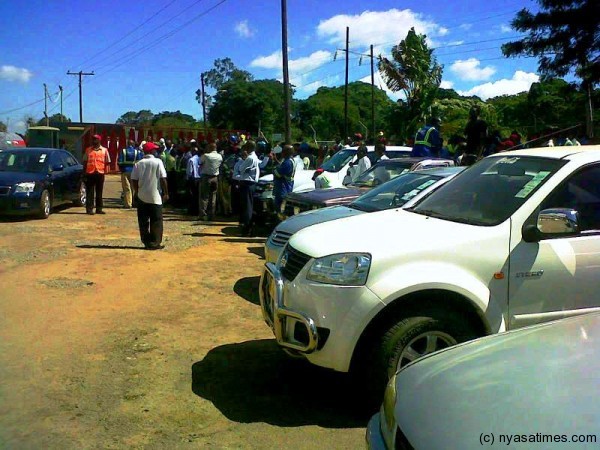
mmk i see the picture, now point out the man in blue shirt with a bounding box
[118,140,143,208]
[186,146,201,216]
[412,117,443,157]
[273,145,295,215]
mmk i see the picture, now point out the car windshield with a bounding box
[351,161,413,187]
[0,151,49,173]
[350,172,444,212]
[410,155,567,225]
[320,149,356,172]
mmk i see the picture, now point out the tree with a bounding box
[203,58,253,91]
[0,121,6,132]
[378,27,443,139]
[115,110,155,126]
[37,113,71,126]
[502,0,599,137]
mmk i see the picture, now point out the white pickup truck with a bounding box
[259,147,600,393]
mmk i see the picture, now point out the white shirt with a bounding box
[131,155,167,205]
[233,159,244,180]
[238,151,261,182]
[293,155,305,171]
[350,155,372,182]
[201,151,223,176]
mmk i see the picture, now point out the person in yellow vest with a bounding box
[82,134,111,215]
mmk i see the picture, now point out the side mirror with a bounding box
[51,164,64,172]
[522,208,580,242]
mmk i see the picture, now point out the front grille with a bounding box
[270,230,293,247]
[0,186,11,196]
[280,245,311,281]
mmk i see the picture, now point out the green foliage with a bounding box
[115,110,155,126]
[37,113,71,126]
[378,27,443,138]
[203,58,253,91]
[0,121,7,132]
[208,78,286,134]
[296,82,394,142]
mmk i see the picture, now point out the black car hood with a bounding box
[286,187,365,206]
[0,171,48,186]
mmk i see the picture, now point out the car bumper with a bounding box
[259,261,385,372]
[0,193,42,215]
[265,239,284,264]
[366,414,388,450]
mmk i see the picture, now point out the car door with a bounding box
[60,151,80,201]
[508,164,600,328]
[48,152,68,204]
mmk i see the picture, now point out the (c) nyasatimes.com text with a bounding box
[479,432,597,446]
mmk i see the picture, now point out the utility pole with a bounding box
[281,0,292,144]
[200,73,207,133]
[59,85,63,119]
[43,83,49,126]
[370,44,376,144]
[344,26,349,141]
[67,70,94,123]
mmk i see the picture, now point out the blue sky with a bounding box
[0,0,541,132]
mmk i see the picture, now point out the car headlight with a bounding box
[14,182,36,193]
[307,253,371,285]
[382,374,398,431]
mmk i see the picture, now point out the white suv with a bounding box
[259,147,600,393]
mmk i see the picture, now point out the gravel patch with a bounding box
[39,277,95,289]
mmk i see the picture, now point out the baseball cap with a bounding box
[272,145,282,154]
[159,138,165,144]
[189,139,197,144]
[92,134,102,140]
[143,142,159,153]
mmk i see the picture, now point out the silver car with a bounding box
[367,312,600,449]
[265,166,465,263]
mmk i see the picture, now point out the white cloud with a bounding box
[317,9,449,51]
[234,20,254,38]
[450,58,496,81]
[440,80,454,89]
[250,50,281,69]
[457,71,540,100]
[251,50,332,77]
[500,24,512,33]
[0,65,33,83]
[459,23,473,31]
[359,73,402,101]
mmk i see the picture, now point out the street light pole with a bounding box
[281,0,292,144]
[201,73,207,133]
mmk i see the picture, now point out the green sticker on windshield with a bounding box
[401,189,420,201]
[416,179,436,190]
[515,171,550,198]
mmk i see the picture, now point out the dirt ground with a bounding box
[0,175,369,450]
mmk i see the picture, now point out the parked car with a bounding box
[259,146,600,397]
[367,312,600,450]
[0,131,26,150]
[312,145,412,189]
[0,148,86,219]
[282,158,454,218]
[266,166,465,263]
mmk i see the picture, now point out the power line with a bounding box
[74,0,179,69]
[85,0,209,71]
[92,0,228,79]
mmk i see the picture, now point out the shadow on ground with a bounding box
[76,244,146,250]
[233,276,261,305]
[191,339,373,428]
[247,246,265,259]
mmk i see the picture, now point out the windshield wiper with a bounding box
[348,203,373,212]
[410,208,452,220]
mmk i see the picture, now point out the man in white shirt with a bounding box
[349,145,371,183]
[237,140,260,236]
[199,142,223,221]
[131,142,168,250]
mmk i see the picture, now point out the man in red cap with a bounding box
[82,134,111,214]
[131,142,168,250]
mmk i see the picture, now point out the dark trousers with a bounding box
[137,200,163,248]
[238,180,256,228]
[167,170,177,205]
[231,180,241,216]
[85,172,105,213]
[188,178,200,215]
[200,175,218,219]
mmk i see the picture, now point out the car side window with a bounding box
[48,153,63,171]
[540,165,600,233]
[61,152,78,167]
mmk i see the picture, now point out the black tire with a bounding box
[37,190,51,219]
[73,182,86,206]
[364,310,477,400]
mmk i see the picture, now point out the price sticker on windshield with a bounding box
[401,189,421,201]
[39,154,47,163]
[515,171,550,198]
[416,179,436,190]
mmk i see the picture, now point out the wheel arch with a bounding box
[350,289,491,371]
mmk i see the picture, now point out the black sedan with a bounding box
[0,148,86,219]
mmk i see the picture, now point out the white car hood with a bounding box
[276,206,365,236]
[288,208,496,261]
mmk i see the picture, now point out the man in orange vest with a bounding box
[82,134,111,215]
